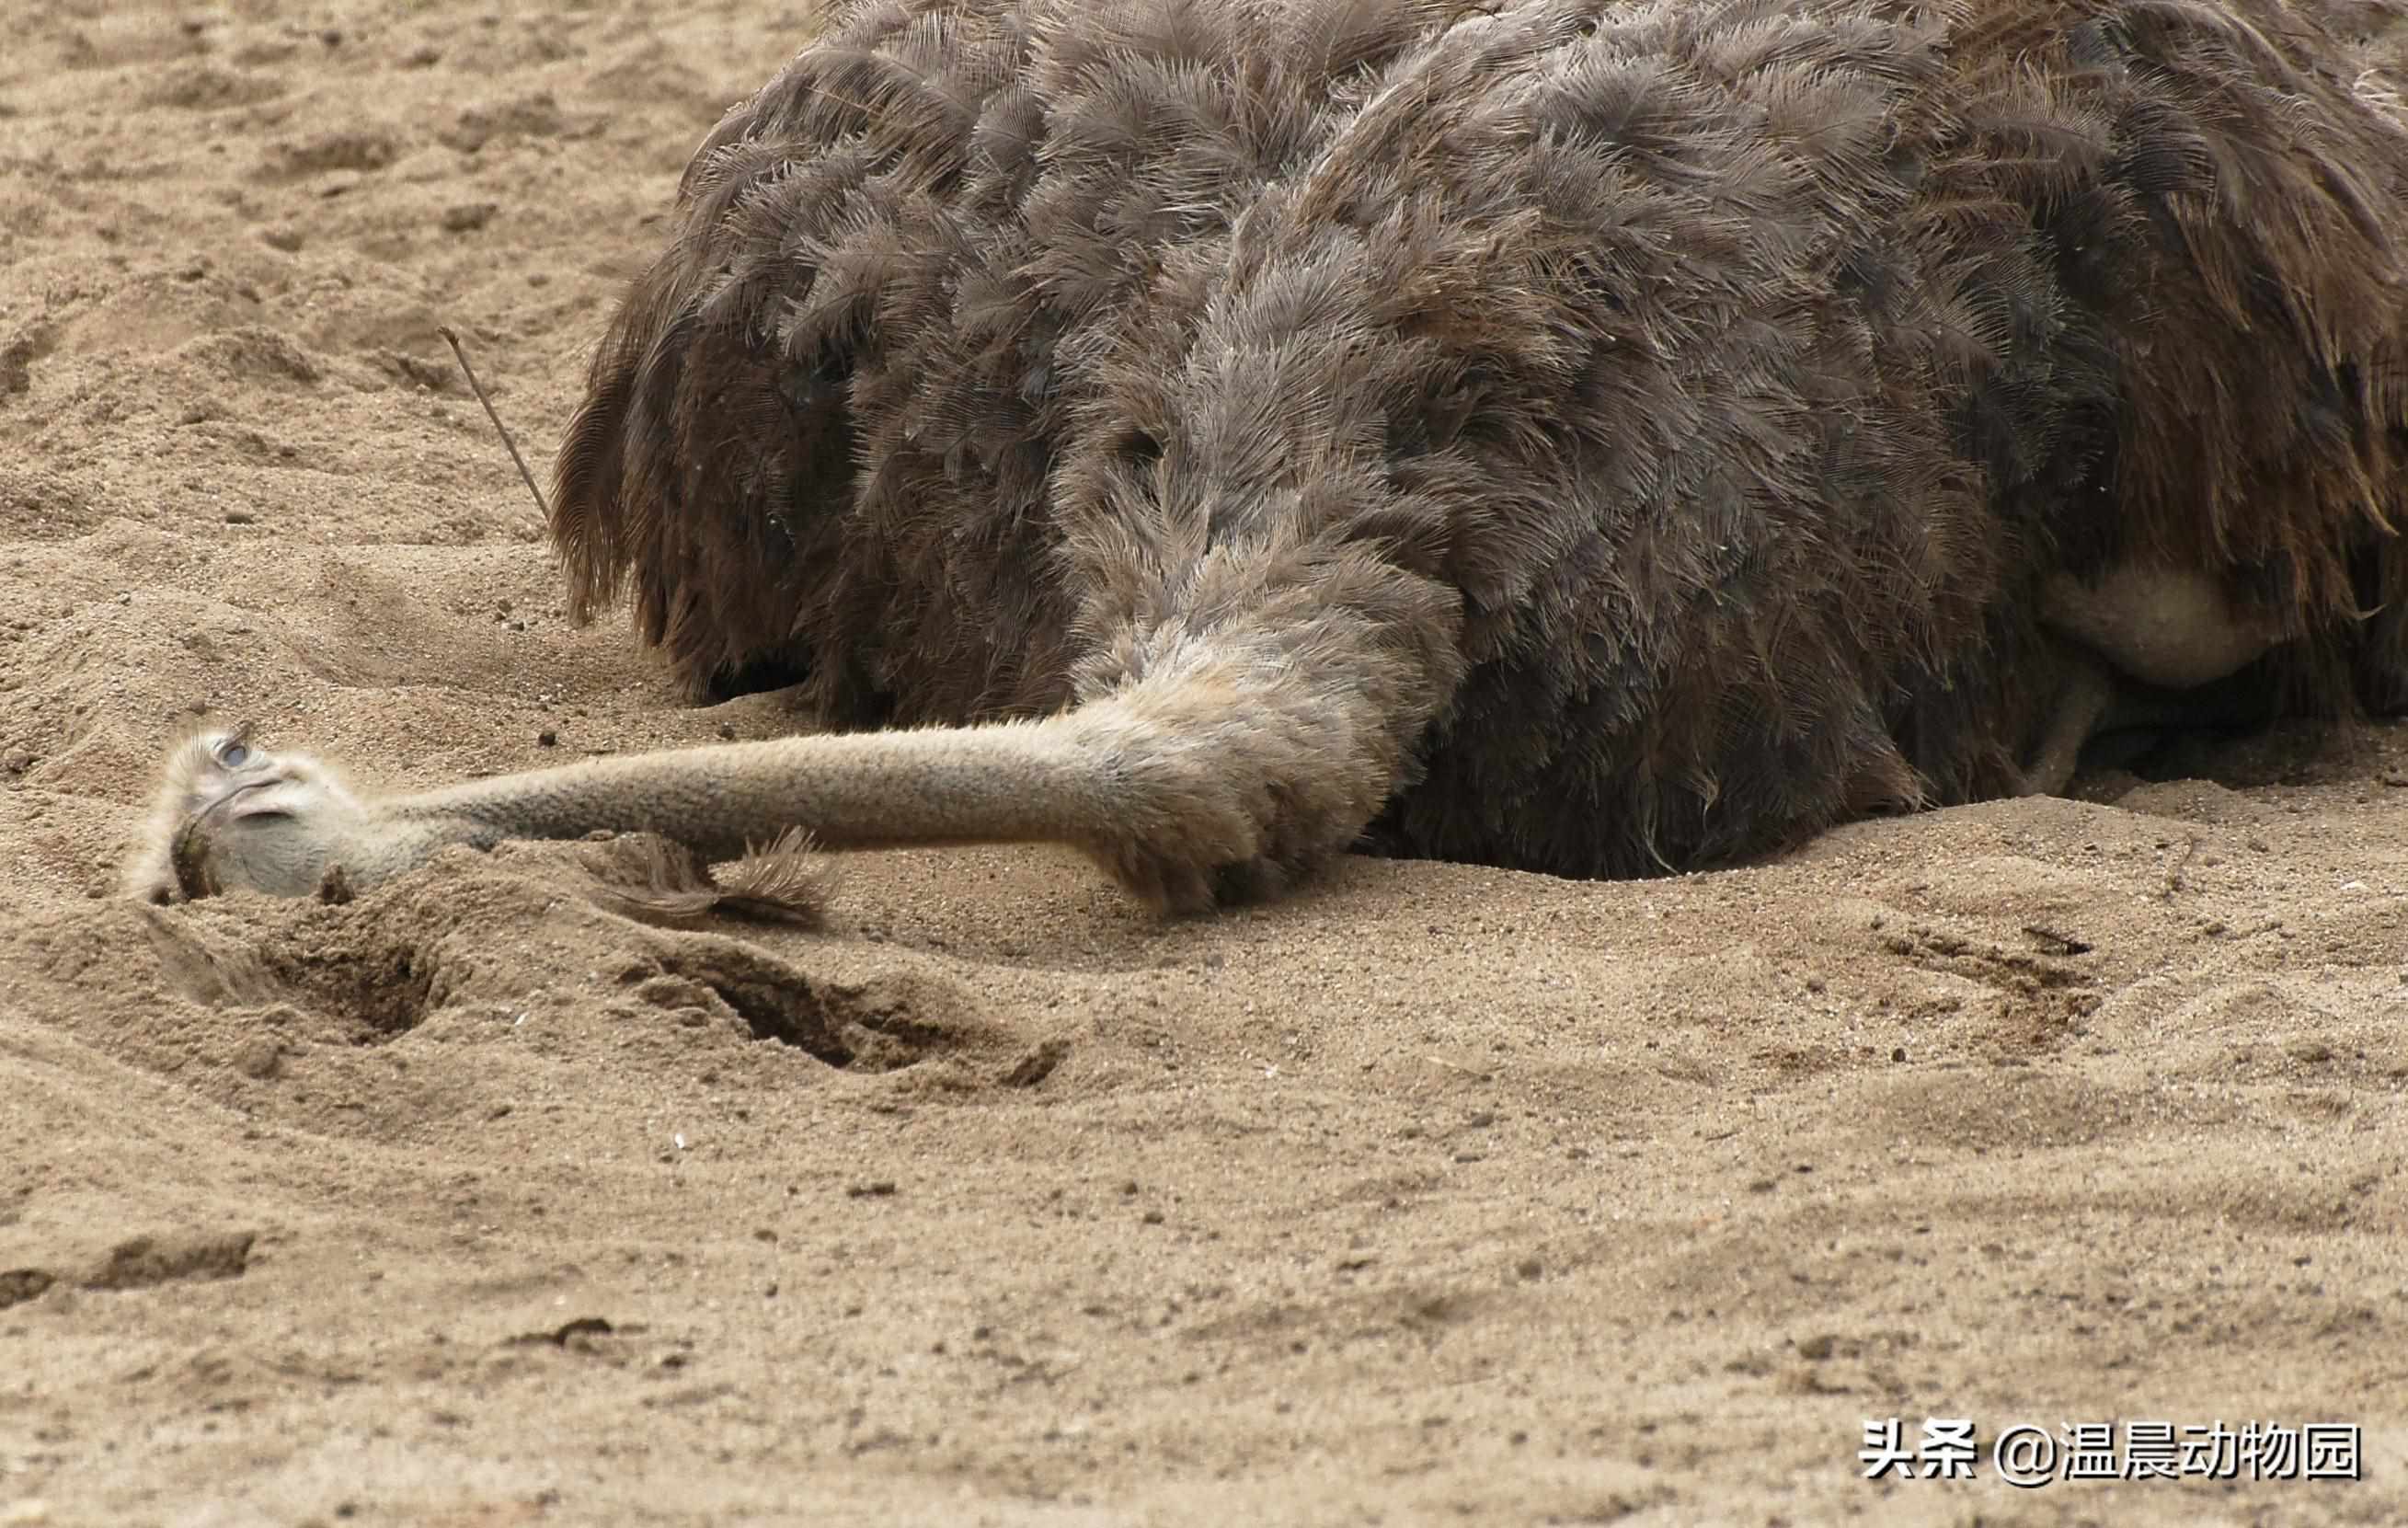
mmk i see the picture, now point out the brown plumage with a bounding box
[549,0,2408,879]
[134,0,2408,913]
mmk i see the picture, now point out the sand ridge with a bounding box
[3,1,2406,1523]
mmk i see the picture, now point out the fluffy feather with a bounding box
[548,0,2408,880]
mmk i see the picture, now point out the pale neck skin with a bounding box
[384,723,1100,861]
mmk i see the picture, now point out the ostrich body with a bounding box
[134,0,2408,913]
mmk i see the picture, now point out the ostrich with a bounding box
[131,0,2408,915]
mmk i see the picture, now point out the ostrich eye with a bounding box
[218,741,251,768]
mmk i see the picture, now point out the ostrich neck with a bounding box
[381,728,1098,861]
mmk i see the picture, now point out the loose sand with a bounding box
[3,2,2405,1523]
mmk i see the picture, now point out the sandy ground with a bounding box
[4,1,2407,1524]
